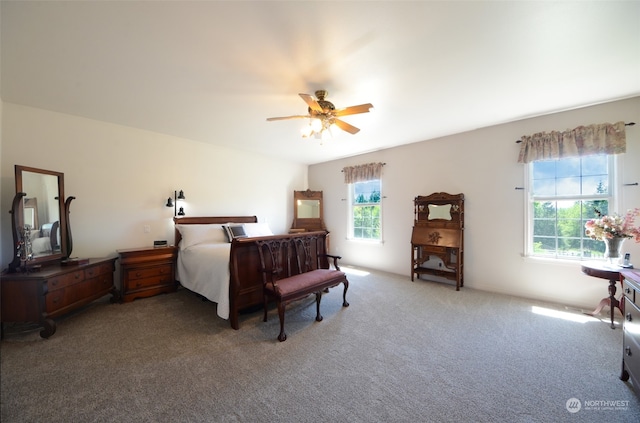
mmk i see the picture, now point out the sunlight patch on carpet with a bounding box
[341,266,370,277]
[531,306,601,324]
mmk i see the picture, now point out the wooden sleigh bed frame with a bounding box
[174,216,330,330]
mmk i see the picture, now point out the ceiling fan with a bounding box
[267,90,373,137]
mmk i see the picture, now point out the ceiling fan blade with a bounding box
[333,119,360,134]
[299,93,324,113]
[334,103,374,117]
[266,115,309,121]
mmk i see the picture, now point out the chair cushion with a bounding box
[265,269,346,298]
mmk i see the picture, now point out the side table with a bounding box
[117,246,178,302]
[581,261,624,329]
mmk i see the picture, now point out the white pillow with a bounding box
[243,222,274,237]
[175,224,227,249]
[31,237,51,255]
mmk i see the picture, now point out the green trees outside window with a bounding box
[352,180,381,240]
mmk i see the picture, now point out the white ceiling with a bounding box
[2,1,639,165]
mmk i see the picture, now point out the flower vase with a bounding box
[603,237,625,265]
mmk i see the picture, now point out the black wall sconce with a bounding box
[166,190,186,216]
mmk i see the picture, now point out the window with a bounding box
[526,155,616,259]
[349,179,381,240]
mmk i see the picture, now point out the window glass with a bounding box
[527,155,613,259]
[350,179,381,240]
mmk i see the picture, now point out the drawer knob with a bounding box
[627,313,633,322]
[625,346,632,356]
[625,287,631,294]
[135,272,142,277]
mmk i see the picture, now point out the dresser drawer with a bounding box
[625,286,637,306]
[623,332,640,380]
[623,274,639,307]
[126,264,173,282]
[87,272,115,289]
[123,263,175,291]
[48,269,85,291]
[46,275,113,312]
[84,262,114,279]
[128,275,173,291]
[45,289,65,310]
[623,299,640,368]
[624,297,640,336]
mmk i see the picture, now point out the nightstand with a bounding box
[117,246,178,302]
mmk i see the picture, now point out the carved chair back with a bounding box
[255,232,328,289]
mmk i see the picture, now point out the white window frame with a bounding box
[347,179,383,242]
[523,155,621,260]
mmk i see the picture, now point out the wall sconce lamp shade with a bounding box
[166,190,186,216]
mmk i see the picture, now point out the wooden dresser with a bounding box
[117,246,178,303]
[621,269,640,395]
[0,257,118,338]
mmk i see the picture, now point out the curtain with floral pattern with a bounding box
[343,162,384,184]
[517,121,626,163]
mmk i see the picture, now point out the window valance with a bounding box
[517,121,626,163]
[342,162,385,184]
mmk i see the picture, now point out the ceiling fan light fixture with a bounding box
[310,118,323,132]
[268,90,372,140]
[301,117,335,140]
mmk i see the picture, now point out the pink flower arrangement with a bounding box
[585,208,640,242]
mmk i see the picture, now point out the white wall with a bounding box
[0,104,308,266]
[309,97,640,310]
[2,98,638,312]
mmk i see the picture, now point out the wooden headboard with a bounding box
[173,216,257,245]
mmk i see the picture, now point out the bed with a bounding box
[173,216,330,330]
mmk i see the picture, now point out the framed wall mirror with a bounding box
[291,189,326,233]
[8,165,69,272]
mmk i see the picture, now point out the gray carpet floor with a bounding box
[1,265,639,423]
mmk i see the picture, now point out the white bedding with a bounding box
[176,242,231,319]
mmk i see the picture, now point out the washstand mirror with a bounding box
[7,165,73,272]
[291,189,327,233]
[428,204,453,220]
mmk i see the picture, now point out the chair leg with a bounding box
[277,300,287,342]
[315,292,323,322]
[342,279,350,307]
[263,294,269,322]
